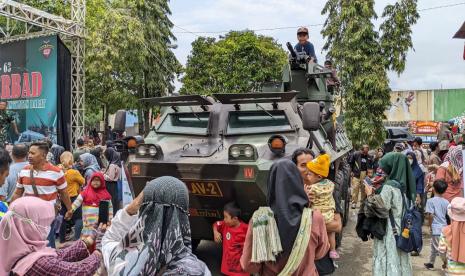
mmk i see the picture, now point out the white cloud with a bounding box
[170,0,465,91]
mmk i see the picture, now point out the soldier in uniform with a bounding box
[0,101,18,148]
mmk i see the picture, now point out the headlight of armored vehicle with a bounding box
[230,146,241,158]
[136,144,164,159]
[244,146,254,158]
[149,146,157,156]
[229,144,257,161]
[138,145,147,156]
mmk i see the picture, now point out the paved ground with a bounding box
[196,207,444,275]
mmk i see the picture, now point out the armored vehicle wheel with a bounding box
[341,162,351,227]
[334,169,344,249]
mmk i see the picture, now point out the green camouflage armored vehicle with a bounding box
[119,43,353,247]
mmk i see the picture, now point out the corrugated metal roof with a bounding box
[454,21,465,39]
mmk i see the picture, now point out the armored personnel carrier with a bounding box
[118,43,353,247]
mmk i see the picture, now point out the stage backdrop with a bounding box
[0,35,71,149]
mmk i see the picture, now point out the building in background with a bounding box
[385,88,465,126]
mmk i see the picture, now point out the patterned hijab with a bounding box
[442,146,463,183]
[80,153,100,171]
[107,176,210,276]
[448,146,463,175]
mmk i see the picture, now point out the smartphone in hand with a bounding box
[98,201,110,225]
[364,176,373,186]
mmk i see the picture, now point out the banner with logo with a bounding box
[0,35,71,148]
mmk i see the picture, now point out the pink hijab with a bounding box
[0,197,57,276]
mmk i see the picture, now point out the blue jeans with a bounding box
[47,219,57,248]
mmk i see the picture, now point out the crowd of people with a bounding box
[351,137,465,275]
[0,133,464,275]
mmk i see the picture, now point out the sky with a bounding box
[168,0,465,92]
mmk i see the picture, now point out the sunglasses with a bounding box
[297,32,308,36]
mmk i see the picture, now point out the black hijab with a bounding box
[104,147,121,167]
[267,159,309,256]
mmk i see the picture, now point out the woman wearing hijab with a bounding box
[79,153,101,182]
[101,176,211,275]
[364,152,415,276]
[240,159,329,275]
[435,145,463,202]
[0,197,101,276]
[406,152,425,205]
[438,197,465,274]
[49,145,65,166]
[90,147,105,170]
[406,151,426,256]
[104,147,122,214]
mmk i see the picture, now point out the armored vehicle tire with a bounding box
[334,169,345,249]
[341,162,351,227]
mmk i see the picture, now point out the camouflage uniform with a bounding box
[0,110,14,147]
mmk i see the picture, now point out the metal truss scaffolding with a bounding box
[0,0,86,147]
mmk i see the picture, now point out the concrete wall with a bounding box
[384,88,465,122]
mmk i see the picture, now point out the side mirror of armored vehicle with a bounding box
[302,102,320,131]
[113,110,126,133]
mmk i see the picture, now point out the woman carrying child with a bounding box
[365,152,416,276]
[240,159,329,275]
[305,153,339,259]
[59,151,85,242]
[66,171,113,241]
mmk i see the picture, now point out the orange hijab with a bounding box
[443,221,465,263]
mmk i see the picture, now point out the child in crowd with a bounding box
[439,197,465,274]
[213,202,249,276]
[306,153,338,259]
[66,172,113,242]
[424,180,449,270]
[59,151,85,242]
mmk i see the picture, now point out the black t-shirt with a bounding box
[360,154,368,171]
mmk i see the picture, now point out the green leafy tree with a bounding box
[1,0,180,136]
[131,0,181,134]
[322,0,418,147]
[181,31,287,95]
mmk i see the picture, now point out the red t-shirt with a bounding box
[214,221,249,276]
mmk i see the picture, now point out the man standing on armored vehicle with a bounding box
[294,27,318,63]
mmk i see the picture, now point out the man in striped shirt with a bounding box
[11,142,72,247]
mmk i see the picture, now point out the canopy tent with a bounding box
[453,21,465,39]
[453,21,465,60]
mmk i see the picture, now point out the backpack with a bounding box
[388,194,423,253]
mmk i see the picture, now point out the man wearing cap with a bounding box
[294,27,318,63]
